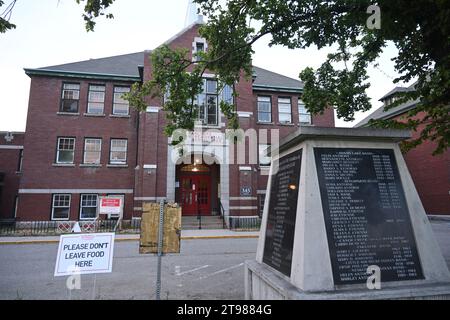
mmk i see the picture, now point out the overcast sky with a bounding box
[0,0,405,131]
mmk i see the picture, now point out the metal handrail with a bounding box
[113,217,122,232]
[218,198,226,229]
[197,200,202,229]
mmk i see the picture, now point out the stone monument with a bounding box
[245,127,450,299]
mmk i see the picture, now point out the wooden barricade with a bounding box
[139,202,181,254]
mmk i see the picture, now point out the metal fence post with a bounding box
[155,199,165,300]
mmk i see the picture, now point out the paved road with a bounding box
[1,221,449,300]
[0,237,258,300]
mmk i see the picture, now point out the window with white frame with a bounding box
[163,83,171,104]
[278,97,292,123]
[259,144,271,166]
[192,37,207,62]
[195,42,204,60]
[83,138,101,164]
[196,79,218,126]
[56,137,75,164]
[222,84,233,104]
[87,84,105,114]
[113,86,130,115]
[298,99,312,124]
[52,194,71,220]
[60,83,80,113]
[80,194,98,220]
[257,96,271,123]
[109,139,127,164]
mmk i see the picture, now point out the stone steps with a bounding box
[182,216,225,230]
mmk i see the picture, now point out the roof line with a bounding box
[24,68,141,81]
[38,51,147,70]
[355,101,419,127]
[159,21,205,48]
[0,131,25,134]
[252,65,302,82]
[376,103,418,121]
[252,84,303,93]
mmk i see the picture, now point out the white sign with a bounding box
[99,197,122,215]
[185,130,225,145]
[54,233,115,277]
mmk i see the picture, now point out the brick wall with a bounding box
[17,76,138,220]
[0,132,24,219]
[16,23,337,221]
[395,111,450,215]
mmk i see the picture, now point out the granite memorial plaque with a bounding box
[263,149,302,277]
[314,148,423,285]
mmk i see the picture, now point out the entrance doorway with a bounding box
[175,158,220,216]
[180,175,211,215]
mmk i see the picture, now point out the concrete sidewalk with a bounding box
[0,229,260,245]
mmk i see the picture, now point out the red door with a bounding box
[180,175,210,215]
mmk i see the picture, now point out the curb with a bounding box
[428,215,450,222]
[181,235,259,240]
[0,234,259,245]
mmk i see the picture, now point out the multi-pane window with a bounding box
[56,138,75,164]
[206,79,217,93]
[113,86,130,115]
[298,99,312,124]
[257,96,271,123]
[194,42,205,61]
[259,144,271,166]
[60,83,80,113]
[80,194,98,220]
[163,84,171,104]
[110,139,127,164]
[196,79,218,126]
[87,85,105,114]
[83,138,102,164]
[193,38,206,62]
[278,97,292,123]
[222,84,233,104]
[52,194,71,220]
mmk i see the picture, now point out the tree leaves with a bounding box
[124,45,238,144]
[190,0,450,154]
[0,0,17,33]
[2,0,447,153]
[75,0,115,32]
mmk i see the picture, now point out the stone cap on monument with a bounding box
[269,126,411,156]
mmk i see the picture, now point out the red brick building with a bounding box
[356,85,450,215]
[7,22,334,224]
[0,132,24,220]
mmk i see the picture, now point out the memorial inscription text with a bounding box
[263,149,302,277]
[314,148,423,285]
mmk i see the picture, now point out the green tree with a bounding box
[2,1,449,153]
[75,0,115,31]
[129,0,449,153]
[0,0,16,33]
